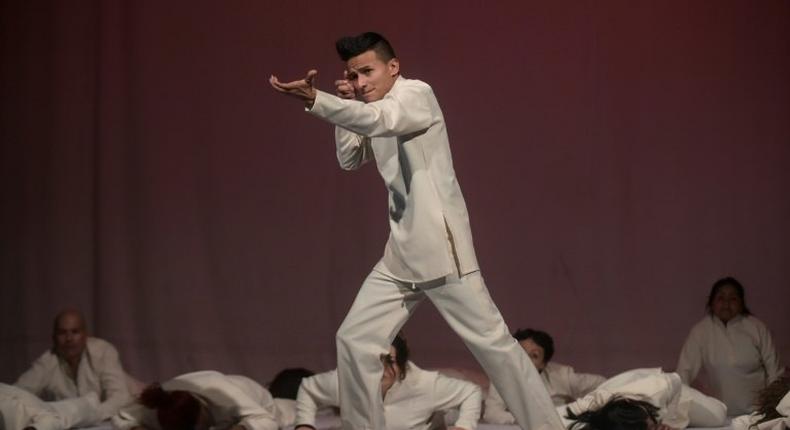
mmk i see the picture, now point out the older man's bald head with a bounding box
[52,309,88,363]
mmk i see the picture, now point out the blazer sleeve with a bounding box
[335,126,373,171]
[308,84,435,139]
[431,373,482,430]
[295,370,340,429]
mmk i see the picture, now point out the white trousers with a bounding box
[335,269,564,430]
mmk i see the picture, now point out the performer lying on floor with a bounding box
[112,370,292,430]
[294,335,482,430]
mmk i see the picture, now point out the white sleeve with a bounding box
[755,319,785,383]
[295,370,340,429]
[431,373,481,430]
[95,342,133,419]
[308,85,435,138]
[676,324,704,385]
[335,126,373,171]
[14,352,52,397]
[483,384,515,425]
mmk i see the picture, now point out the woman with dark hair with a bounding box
[560,368,727,429]
[485,328,605,424]
[294,335,482,430]
[111,371,285,430]
[566,396,672,430]
[676,277,784,415]
[731,374,790,430]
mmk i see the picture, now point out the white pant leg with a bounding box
[0,384,59,430]
[423,271,564,430]
[336,269,425,430]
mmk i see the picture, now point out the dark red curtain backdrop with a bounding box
[2,1,788,385]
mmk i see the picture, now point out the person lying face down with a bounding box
[111,370,290,430]
[484,328,606,425]
[566,396,675,430]
[294,335,483,430]
[560,368,728,430]
[731,374,790,430]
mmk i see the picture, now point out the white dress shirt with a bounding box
[484,362,605,424]
[676,315,785,415]
[309,76,479,282]
[295,362,482,430]
[15,336,132,421]
[112,371,282,430]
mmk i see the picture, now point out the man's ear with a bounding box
[388,58,400,77]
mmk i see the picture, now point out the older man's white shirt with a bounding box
[296,362,482,430]
[15,337,131,421]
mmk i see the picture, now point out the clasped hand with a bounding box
[270,69,359,106]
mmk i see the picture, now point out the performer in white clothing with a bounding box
[731,375,790,430]
[112,370,286,430]
[676,277,785,415]
[561,368,728,429]
[295,336,481,430]
[0,383,100,430]
[15,309,132,423]
[485,329,605,424]
[270,31,562,430]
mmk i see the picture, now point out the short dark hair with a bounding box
[513,328,555,363]
[335,32,396,62]
[705,276,752,316]
[268,368,315,400]
[566,396,661,430]
[391,333,410,380]
[139,384,201,430]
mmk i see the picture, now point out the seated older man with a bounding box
[15,309,133,424]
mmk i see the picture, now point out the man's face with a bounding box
[345,50,399,103]
[53,313,87,361]
[519,338,547,371]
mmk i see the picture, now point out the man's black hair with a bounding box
[268,367,315,399]
[335,32,396,62]
[513,328,555,363]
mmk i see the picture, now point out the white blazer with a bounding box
[309,76,479,282]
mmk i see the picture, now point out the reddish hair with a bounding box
[139,384,201,430]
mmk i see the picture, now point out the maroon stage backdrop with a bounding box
[1,1,788,387]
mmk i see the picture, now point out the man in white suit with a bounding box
[270,32,561,430]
